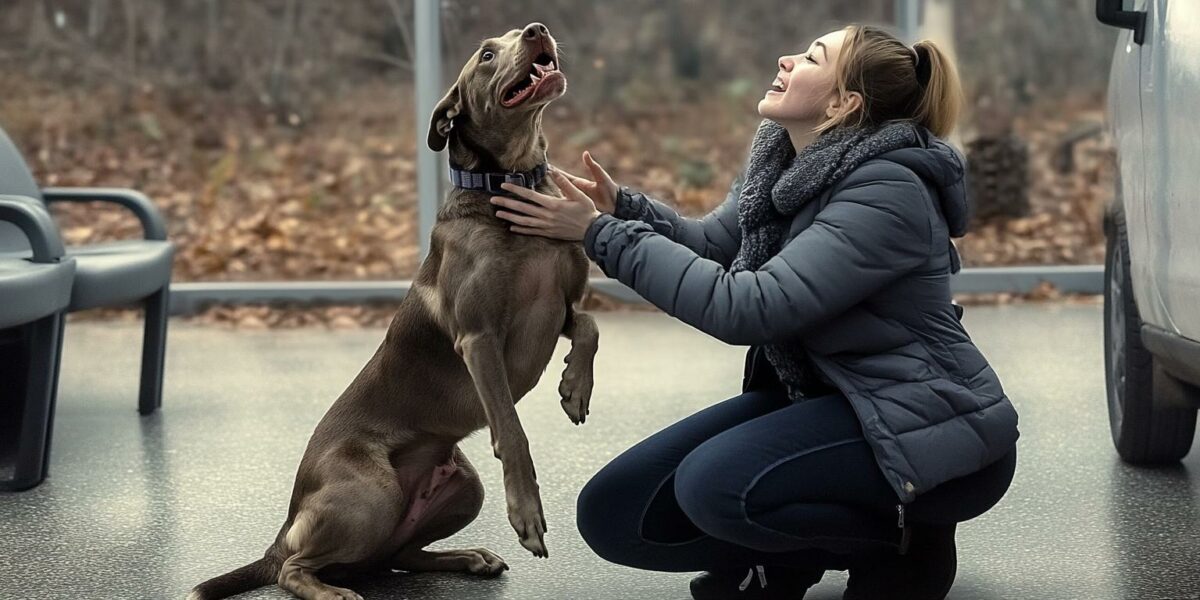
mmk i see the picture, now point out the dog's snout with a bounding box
[523,22,549,41]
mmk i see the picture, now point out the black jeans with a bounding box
[575,379,1016,573]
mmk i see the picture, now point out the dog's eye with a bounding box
[481,51,495,62]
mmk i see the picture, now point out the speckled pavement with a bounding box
[2,305,1199,600]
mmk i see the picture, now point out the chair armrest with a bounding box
[41,187,168,241]
[0,195,66,263]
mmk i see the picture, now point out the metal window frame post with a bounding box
[415,0,442,260]
[895,0,921,44]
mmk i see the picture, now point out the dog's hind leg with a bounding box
[558,308,598,425]
[387,447,507,576]
[390,547,508,576]
[278,465,402,599]
[278,553,364,600]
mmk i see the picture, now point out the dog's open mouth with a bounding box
[502,52,563,107]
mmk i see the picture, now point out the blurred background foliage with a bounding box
[0,0,1120,322]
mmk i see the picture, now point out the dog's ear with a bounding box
[427,83,462,152]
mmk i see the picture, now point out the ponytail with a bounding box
[822,25,965,138]
[911,40,963,138]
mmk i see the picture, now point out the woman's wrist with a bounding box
[583,212,617,260]
[580,209,602,239]
[612,186,646,220]
[597,184,619,214]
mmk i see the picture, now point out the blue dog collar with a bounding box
[449,162,548,196]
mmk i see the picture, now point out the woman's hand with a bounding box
[491,167,602,241]
[552,151,620,214]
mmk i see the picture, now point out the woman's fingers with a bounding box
[550,164,594,189]
[494,210,545,228]
[509,225,546,236]
[490,194,552,219]
[498,182,557,208]
[583,151,616,188]
[549,170,591,205]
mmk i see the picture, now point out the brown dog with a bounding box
[189,22,596,600]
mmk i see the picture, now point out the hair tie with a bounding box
[912,44,932,88]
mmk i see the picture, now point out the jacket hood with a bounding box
[877,126,969,237]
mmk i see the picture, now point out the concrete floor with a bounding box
[2,304,1200,600]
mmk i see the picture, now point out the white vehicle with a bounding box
[1100,0,1200,462]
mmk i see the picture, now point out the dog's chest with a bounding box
[503,254,571,396]
[511,251,564,301]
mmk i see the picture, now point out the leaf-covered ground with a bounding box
[0,76,1112,327]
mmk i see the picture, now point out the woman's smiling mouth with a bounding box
[769,77,786,93]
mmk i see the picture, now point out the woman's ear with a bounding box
[825,90,864,121]
[427,83,462,152]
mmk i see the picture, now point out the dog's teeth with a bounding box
[548,61,555,71]
[531,73,541,83]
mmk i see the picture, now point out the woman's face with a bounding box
[758,29,848,124]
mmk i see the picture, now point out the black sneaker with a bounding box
[842,523,957,600]
[689,563,825,600]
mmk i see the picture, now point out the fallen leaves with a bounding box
[8,76,1112,329]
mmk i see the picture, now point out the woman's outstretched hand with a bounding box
[553,151,620,214]
[492,163,602,241]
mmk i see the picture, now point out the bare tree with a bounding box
[87,0,108,39]
[267,0,299,113]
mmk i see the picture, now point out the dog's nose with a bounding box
[523,22,549,41]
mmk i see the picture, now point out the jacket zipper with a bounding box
[897,504,911,555]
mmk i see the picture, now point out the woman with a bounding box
[488,24,1019,600]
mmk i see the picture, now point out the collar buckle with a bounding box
[486,172,529,194]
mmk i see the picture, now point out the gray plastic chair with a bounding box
[0,196,74,491]
[0,125,174,415]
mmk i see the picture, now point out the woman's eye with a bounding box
[481,51,495,62]
[806,54,818,64]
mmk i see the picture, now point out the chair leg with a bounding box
[39,312,67,482]
[138,285,169,415]
[0,312,64,491]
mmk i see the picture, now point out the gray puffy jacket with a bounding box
[582,127,1020,504]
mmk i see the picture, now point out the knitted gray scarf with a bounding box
[732,119,919,400]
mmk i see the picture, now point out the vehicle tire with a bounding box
[1104,208,1197,463]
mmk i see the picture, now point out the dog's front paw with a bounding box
[507,490,549,558]
[558,354,593,425]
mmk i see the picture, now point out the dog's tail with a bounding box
[187,549,282,600]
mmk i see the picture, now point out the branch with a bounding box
[385,0,415,62]
[339,49,413,72]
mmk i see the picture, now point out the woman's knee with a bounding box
[673,442,744,541]
[575,469,616,549]
[575,465,647,564]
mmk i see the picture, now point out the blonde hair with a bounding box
[815,24,964,138]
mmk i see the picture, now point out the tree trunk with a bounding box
[120,0,137,79]
[268,0,299,114]
[88,0,109,40]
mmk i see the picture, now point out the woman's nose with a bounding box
[779,56,793,71]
